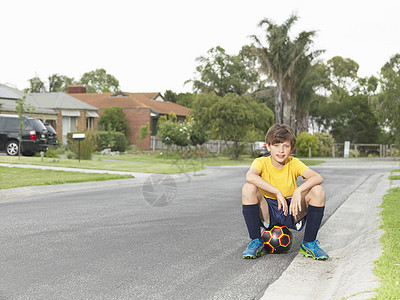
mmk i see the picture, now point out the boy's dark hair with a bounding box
[265,123,296,149]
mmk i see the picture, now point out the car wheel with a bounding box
[5,140,19,156]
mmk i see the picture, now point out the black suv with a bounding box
[44,123,58,146]
[0,114,49,156]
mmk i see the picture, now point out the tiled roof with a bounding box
[71,92,190,116]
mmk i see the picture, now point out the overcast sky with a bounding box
[2,0,399,94]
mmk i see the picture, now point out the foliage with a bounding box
[164,90,177,103]
[68,129,97,160]
[206,93,273,159]
[96,131,127,152]
[252,14,320,125]
[48,73,76,92]
[138,123,151,148]
[296,132,319,157]
[313,132,335,157]
[376,53,400,144]
[187,45,261,97]
[325,56,359,99]
[312,94,382,143]
[29,77,46,93]
[98,106,131,137]
[79,68,120,93]
[16,89,34,159]
[176,92,196,108]
[157,117,190,147]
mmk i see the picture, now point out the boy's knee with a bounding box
[242,183,258,204]
[308,185,325,205]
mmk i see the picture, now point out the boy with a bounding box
[242,123,328,260]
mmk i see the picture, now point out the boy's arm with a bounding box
[246,167,288,216]
[290,168,324,217]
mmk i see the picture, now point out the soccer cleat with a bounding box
[243,238,264,259]
[299,240,329,260]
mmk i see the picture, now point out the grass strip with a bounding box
[0,166,133,189]
[373,186,400,298]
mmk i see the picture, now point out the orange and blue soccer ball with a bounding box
[261,225,293,254]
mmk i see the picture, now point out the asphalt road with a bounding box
[0,159,396,299]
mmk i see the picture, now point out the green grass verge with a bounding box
[0,154,325,189]
[373,186,400,298]
[0,166,133,189]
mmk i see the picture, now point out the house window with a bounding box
[62,116,77,144]
[86,117,94,129]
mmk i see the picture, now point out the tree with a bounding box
[176,92,196,108]
[48,74,76,92]
[192,93,273,159]
[187,46,260,97]
[16,89,34,159]
[164,90,178,103]
[325,56,359,100]
[80,68,120,93]
[376,53,400,144]
[98,107,130,137]
[252,14,318,126]
[28,76,46,93]
[313,93,381,143]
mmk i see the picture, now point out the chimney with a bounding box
[68,85,87,94]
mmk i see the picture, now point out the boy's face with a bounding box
[266,140,293,167]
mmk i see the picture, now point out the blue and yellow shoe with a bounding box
[300,240,329,260]
[243,238,264,259]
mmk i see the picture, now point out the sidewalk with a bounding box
[260,159,399,300]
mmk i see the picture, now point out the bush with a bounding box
[296,132,319,157]
[96,131,127,152]
[313,132,336,157]
[67,129,97,160]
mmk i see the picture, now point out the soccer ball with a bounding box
[261,225,293,254]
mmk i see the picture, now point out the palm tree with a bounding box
[252,14,317,126]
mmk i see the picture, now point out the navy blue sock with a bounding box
[242,204,261,240]
[303,205,324,243]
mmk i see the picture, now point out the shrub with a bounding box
[96,131,127,152]
[67,129,97,160]
[313,132,336,157]
[296,132,319,157]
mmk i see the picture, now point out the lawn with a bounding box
[373,186,400,298]
[0,166,133,189]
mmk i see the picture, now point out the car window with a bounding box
[4,118,20,130]
[30,119,47,131]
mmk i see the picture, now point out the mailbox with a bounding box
[72,133,85,162]
[72,133,85,141]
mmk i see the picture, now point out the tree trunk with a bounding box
[282,90,291,126]
[275,82,283,124]
[290,95,297,134]
[296,110,309,134]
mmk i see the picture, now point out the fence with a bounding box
[150,136,253,154]
[334,143,396,158]
[150,136,398,158]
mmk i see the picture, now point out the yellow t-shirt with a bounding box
[250,156,308,199]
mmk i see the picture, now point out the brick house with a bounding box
[0,83,99,144]
[69,87,189,149]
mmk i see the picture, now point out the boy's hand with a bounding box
[276,192,288,216]
[290,189,302,216]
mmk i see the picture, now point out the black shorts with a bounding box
[264,197,306,231]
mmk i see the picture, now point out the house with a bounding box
[0,83,99,144]
[69,86,190,149]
